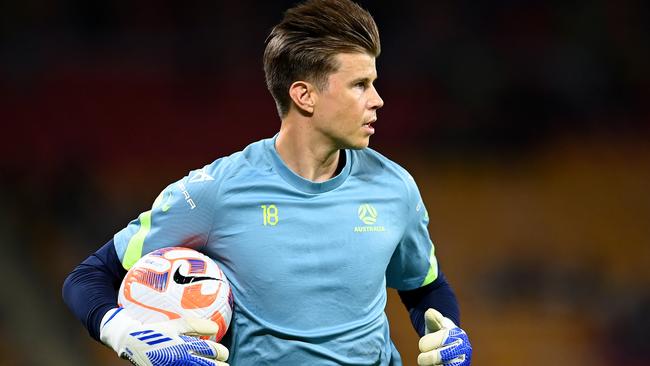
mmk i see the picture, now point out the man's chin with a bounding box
[335,135,371,150]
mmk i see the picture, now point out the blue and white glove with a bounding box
[100,307,229,366]
[417,309,472,366]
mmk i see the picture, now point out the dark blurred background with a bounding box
[1,1,649,365]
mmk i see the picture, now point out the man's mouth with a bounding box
[363,118,377,127]
[362,119,376,134]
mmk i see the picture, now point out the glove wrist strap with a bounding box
[99,307,141,353]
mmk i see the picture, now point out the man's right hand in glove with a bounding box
[100,307,230,366]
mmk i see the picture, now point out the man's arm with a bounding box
[62,240,229,365]
[399,268,472,365]
[397,269,459,336]
[62,239,126,341]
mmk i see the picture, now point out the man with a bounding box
[62,0,472,365]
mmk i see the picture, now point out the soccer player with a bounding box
[62,0,472,365]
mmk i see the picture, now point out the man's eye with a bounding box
[355,82,367,89]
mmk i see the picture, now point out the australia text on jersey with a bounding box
[354,204,386,232]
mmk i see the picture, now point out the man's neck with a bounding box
[275,121,342,183]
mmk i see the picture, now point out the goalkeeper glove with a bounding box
[417,308,472,366]
[100,307,230,366]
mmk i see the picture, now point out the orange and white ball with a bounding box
[118,247,233,341]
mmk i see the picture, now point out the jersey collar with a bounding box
[266,135,352,194]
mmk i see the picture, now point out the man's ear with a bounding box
[288,81,316,115]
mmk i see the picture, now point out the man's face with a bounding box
[311,52,384,150]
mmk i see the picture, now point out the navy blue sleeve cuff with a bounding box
[398,269,460,336]
[62,239,127,342]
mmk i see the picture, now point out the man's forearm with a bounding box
[62,239,126,341]
[398,270,460,336]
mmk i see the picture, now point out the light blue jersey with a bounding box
[114,136,438,365]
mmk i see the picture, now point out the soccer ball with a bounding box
[118,247,233,341]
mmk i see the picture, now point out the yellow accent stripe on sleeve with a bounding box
[421,245,439,286]
[122,210,152,270]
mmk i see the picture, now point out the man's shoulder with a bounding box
[352,147,413,181]
[201,137,272,176]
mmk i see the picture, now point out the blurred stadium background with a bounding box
[1,1,649,365]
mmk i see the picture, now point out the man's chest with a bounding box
[205,182,407,284]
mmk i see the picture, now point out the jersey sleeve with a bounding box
[62,239,127,341]
[385,173,438,291]
[113,164,221,270]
